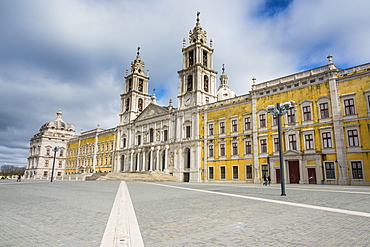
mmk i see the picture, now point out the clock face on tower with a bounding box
[184,94,192,106]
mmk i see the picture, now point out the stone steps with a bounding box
[97,171,180,182]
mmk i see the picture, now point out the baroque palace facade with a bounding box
[26,16,370,185]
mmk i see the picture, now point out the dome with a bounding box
[217,87,236,101]
[39,110,75,132]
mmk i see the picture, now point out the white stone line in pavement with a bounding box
[151,183,370,218]
[100,181,144,247]
[201,183,370,195]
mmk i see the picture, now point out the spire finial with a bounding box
[137,46,140,56]
[222,64,225,74]
[196,11,200,22]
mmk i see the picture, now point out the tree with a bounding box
[0,165,26,177]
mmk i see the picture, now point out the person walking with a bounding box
[263,174,267,186]
[267,176,271,186]
[16,175,21,182]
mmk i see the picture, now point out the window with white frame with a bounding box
[347,129,359,147]
[208,123,214,136]
[325,162,335,179]
[272,115,278,126]
[232,142,238,156]
[259,114,266,128]
[220,143,226,157]
[231,119,238,132]
[274,137,279,152]
[246,165,252,179]
[245,141,252,154]
[322,132,333,149]
[185,126,191,138]
[208,166,214,179]
[260,139,267,153]
[244,117,251,130]
[343,98,356,116]
[45,160,49,167]
[304,133,314,150]
[232,165,239,179]
[288,134,297,150]
[302,105,312,121]
[219,121,225,134]
[208,144,214,157]
[319,102,330,119]
[287,107,296,124]
[351,161,363,179]
[220,166,226,179]
[163,129,168,141]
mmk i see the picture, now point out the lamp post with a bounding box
[50,146,59,182]
[267,101,293,196]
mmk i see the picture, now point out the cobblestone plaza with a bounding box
[1,180,370,246]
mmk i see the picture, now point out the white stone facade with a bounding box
[25,110,75,179]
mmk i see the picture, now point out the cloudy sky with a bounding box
[1,0,370,167]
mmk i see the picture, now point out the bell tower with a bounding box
[119,47,152,124]
[178,12,218,109]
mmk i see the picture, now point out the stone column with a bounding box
[156,146,160,171]
[141,151,146,171]
[150,147,154,171]
[164,145,169,172]
[130,150,134,172]
[137,149,141,171]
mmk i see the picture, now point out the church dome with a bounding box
[40,110,75,132]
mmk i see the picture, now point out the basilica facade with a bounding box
[27,15,370,185]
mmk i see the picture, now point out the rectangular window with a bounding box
[322,132,332,148]
[137,135,141,145]
[232,142,238,156]
[272,115,278,126]
[305,134,314,150]
[220,122,225,134]
[351,161,363,179]
[260,139,267,153]
[246,166,252,179]
[233,166,239,179]
[319,103,329,118]
[274,138,279,152]
[347,129,359,147]
[57,172,62,177]
[244,117,251,130]
[325,162,335,179]
[220,166,226,179]
[208,145,214,157]
[232,119,238,132]
[59,149,64,157]
[46,148,50,156]
[259,114,266,128]
[43,171,48,177]
[220,144,225,156]
[208,124,214,136]
[163,130,168,141]
[123,138,126,148]
[245,141,252,154]
[288,134,297,150]
[287,107,295,123]
[150,129,154,142]
[261,164,268,177]
[186,126,191,138]
[344,98,355,115]
[302,106,311,121]
[208,167,214,180]
[45,160,49,167]
[368,95,370,109]
[58,161,62,168]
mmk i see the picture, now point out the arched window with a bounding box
[138,98,143,111]
[128,79,132,91]
[149,128,154,143]
[138,79,143,92]
[187,75,193,92]
[125,98,130,111]
[204,75,209,92]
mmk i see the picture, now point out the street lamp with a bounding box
[50,146,59,182]
[267,101,294,196]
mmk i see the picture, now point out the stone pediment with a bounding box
[135,103,170,122]
[283,150,302,156]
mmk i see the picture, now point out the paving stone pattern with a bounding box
[0,180,119,247]
[127,182,370,246]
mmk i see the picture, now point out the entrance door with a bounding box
[276,169,281,184]
[183,172,190,182]
[288,161,300,184]
[308,168,317,184]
